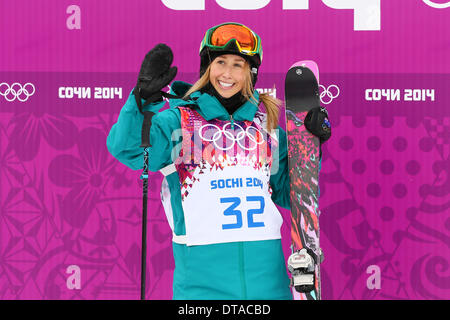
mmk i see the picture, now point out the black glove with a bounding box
[304,106,331,143]
[134,43,177,112]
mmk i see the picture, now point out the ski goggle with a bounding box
[200,23,263,61]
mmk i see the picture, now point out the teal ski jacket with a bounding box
[107,81,292,300]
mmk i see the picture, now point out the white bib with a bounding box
[181,164,283,246]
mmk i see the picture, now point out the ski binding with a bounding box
[287,248,317,293]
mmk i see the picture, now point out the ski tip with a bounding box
[288,60,319,84]
[289,60,318,70]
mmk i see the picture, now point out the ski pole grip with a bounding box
[140,111,155,148]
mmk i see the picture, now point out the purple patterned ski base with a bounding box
[285,61,322,300]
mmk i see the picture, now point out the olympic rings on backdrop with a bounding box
[319,84,340,105]
[422,0,450,9]
[198,123,265,151]
[0,82,35,102]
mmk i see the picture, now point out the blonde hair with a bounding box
[183,62,282,131]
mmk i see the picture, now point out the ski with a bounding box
[284,60,323,300]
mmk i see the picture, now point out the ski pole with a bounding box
[140,147,150,300]
[138,107,155,300]
[135,89,175,300]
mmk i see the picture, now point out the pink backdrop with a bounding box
[1,0,449,300]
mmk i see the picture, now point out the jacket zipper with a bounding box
[238,242,247,299]
[230,112,245,298]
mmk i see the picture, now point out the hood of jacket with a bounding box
[167,80,260,122]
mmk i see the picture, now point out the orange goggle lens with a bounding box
[210,24,257,52]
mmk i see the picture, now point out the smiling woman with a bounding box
[107,22,295,300]
[210,54,246,98]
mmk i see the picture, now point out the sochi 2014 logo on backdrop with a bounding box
[161,0,450,31]
[161,0,382,31]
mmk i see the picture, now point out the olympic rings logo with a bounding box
[319,84,340,105]
[422,0,450,9]
[198,123,265,151]
[0,82,36,102]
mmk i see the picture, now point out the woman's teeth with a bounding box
[219,81,234,89]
